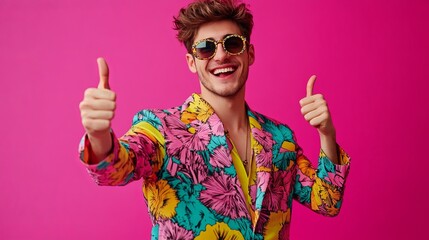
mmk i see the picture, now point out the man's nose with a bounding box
[212,42,228,61]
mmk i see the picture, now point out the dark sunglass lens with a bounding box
[225,36,244,54]
[195,41,216,58]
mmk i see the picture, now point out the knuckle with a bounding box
[304,113,311,121]
[82,118,91,129]
[322,112,329,118]
[84,88,94,97]
[320,105,327,112]
[316,100,325,107]
[313,96,321,102]
[80,110,87,118]
[79,101,86,110]
[310,119,319,126]
[101,120,111,130]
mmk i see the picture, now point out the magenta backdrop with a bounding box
[1,0,427,239]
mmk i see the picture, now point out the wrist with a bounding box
[88,129,111,140]
[319,130,339,164]
[318,127,336,140]
[87,130,113,163]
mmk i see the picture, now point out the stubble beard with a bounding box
[197,67,249,98]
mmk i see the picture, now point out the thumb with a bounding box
[306,75,316,97]
[97,57,110,89]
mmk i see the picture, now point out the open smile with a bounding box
[210,65,237,78]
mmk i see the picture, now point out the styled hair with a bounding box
[173,0,253,53]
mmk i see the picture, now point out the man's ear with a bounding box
[248,44,255,66]
[186,53,197,73]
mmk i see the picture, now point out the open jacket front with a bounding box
[79,93,351,240]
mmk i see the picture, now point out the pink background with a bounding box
[1,0,428,239]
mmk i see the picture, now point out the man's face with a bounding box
[186,20,255,98]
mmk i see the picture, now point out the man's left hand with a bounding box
[299,75,336,138]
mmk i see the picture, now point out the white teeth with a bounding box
[213,67,235,75]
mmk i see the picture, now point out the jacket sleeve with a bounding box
[78,110,165,186]
[293,144,350,216]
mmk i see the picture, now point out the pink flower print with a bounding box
[263,170,294,212]
[200,172,249,219]
[166,157,178,177]
[249,184,257,205]
[164,115,210,157]
[253,128,274,151]
[210,147,232,168]
[163,114,210,183]
[187,123,211,151]
[164,116,192,145]
[255,148,273,168]
[207,115,225,136]
[256,171,270,195]
[122,133,158,180]
[158,220,194,240]
[177,153,208,184]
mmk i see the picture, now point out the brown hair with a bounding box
[173,0,253,53]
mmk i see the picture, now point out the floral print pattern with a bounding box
[79,93,350,239]
[199,171,249,219]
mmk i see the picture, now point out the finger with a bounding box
[300,95,325,113]
[303,106,327,122]
[306,75,317,97]
[84,88,116,101]
[81,110,115,120]
[299,93,324,107]
[309,112,328,127]
[97,57,110,89]
[80,99,116,111]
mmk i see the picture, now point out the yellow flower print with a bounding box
[181,110,197,124]
[187,95,214,123]
[107,148,134,185]
[263,209,291,240]
[311,178,341,215]
[251,137,263,155]
[311,178,323,211]
[280,141,295,152]
[143,180,179,220]
[195,222,244,240]
[297,156,316,179]
[249,116,262,130]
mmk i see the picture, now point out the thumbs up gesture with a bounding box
[80,58,116,138]
[299,75,336,137]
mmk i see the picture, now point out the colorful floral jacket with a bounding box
[79,93,350,240]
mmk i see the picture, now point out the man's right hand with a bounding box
[79,58,116,162]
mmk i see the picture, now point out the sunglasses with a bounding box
[192,34,247,60]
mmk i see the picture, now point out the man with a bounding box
[79,0,350,239]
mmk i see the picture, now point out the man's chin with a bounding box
[205,85,245,98]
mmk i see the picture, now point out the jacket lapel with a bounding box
[181,93,234,170]
[247,108,273,229]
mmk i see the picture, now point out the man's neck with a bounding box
[200,89,248,132]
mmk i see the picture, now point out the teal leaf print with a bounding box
[317,156,335,179]
[133,110,162,129]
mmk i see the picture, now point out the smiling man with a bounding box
[79,0,350,239]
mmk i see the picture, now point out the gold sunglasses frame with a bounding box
[191,34,247,60]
